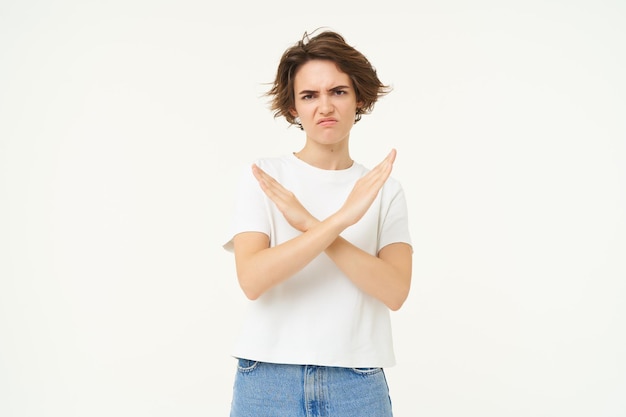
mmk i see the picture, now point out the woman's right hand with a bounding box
[251,163,318,232]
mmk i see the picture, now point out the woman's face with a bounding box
[290,59,361,148]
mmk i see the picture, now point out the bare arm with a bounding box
[234,150,408,305]
[233,214,344,300]
[325,239,412,310]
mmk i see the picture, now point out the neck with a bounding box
[294,143,353,170]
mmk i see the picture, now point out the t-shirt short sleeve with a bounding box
[377,180,412,253]
[223,163,270,252]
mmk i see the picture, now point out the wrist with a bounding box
[325,212,350,233]
[303,216,321,232]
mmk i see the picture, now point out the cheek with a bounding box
[294,103,312,118]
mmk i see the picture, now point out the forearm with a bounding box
[235,214,346,300]
[324,238,412,311]
[241,151,404,301]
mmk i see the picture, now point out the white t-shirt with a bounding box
[223,153,412,368]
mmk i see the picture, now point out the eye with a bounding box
[334,90,347,96]
[301,94,313,100]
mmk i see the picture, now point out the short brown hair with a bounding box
[266,29,391,128]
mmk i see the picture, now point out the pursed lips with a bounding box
[317,118,337,126]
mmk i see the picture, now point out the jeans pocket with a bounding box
[236,358,260,373]
[350,367,383,376]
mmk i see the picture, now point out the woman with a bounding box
[223,29,413,417]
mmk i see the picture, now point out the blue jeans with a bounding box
[230,358,393,417]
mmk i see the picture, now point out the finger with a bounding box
[367,150,395,178]
[353,156,394,196]
[379,148,396,169]
[365,150,396,183]
[252,164,295,204]
[252,165,284,192]
[252,164,276,185]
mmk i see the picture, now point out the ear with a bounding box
[289,108,298,117]
[356,100,364,110]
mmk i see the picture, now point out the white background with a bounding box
[1,1,625,416]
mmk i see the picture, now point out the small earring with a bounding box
[294,116,303,130]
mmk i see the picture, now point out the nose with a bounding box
[319,95,334,115]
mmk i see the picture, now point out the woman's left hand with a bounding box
[251,164,318,232]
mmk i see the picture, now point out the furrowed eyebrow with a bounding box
[297,85,352,95]
[329,85,351,91]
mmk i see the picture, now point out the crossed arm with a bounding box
[233,149,412,311]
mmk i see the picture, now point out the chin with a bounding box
[314,131,350,144]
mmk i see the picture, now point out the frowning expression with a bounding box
[290,59,362,147]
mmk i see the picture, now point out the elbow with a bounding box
[387,296,406,312]
[237,272,262,301]
[239,281,261,301]
[387,302,402,312]
[241,287,261,301]
[386,284,411,311]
